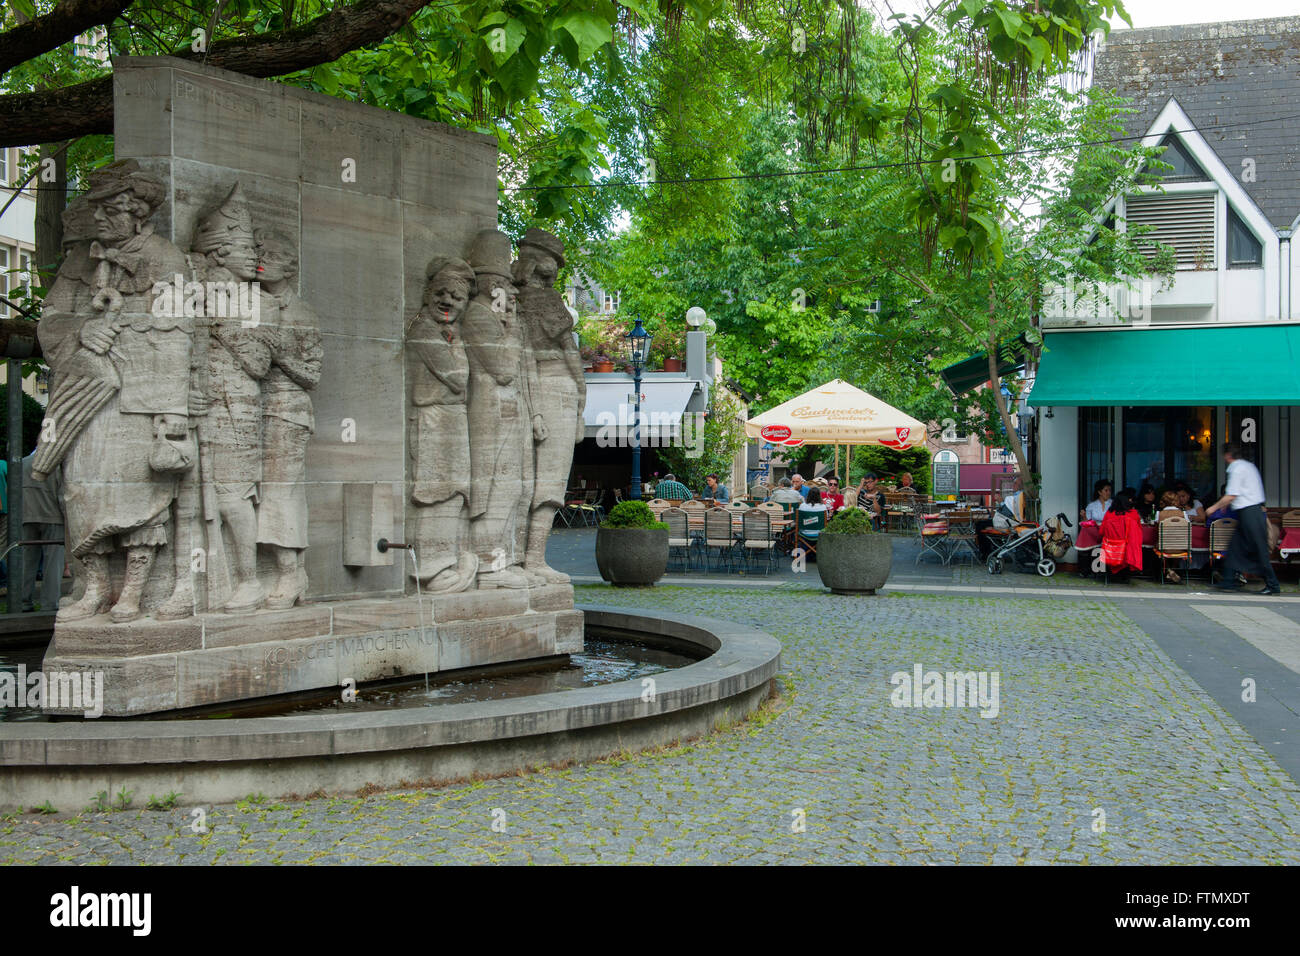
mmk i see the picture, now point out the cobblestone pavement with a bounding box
[4,586,1300,865]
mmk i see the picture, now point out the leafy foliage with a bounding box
[600,499,667,530]
[654,386,747,493]
[824,507,873,535]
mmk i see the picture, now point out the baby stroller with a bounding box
[986,513,1073,577]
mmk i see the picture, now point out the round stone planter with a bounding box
[595,527,669,587]
[816,532,893,594]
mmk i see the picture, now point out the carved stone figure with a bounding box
[514,228,585,585]
[407,257,478,592]
[254,231,323,609]
[463,229,541,589]
[191,184,273,613]
[34,160,196,623]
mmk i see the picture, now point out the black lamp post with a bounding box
[625,318,652,500]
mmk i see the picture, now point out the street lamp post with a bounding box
[625,318,652,500]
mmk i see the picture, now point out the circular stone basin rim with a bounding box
[0,606,782,768]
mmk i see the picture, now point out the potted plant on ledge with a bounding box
[595,501,669,587]
[816,508,893,595]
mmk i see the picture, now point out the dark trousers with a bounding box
[1223,504,1280,589]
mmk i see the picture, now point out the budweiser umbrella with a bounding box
[745,379,926,487]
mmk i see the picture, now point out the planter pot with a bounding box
[662,357,684,372]
[595,527,669,587]
[816,532,893,595]
[593,361,615,373]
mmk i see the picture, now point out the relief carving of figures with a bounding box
[407,257,478,593]
[190,184,273,613]
[462,229,540,589]
[254,231,323,609]
[513,228,585,585]
[33,160,197,624]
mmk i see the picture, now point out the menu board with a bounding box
[932,453,960,499]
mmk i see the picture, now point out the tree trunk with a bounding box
[33,140,68,280]
[985,284,1035,502]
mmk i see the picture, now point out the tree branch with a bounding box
[0,0,134,77]
[0,0,434,147]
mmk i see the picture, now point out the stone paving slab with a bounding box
[3,586,1299,864]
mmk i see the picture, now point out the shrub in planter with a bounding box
[595,501,669,587]
[816,507,893,595]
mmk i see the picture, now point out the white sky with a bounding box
[868,0,1300,30]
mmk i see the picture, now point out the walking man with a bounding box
[1209,442,1281,595]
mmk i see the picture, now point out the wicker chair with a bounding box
[1209,518,1238,584]
[1155,514,1191,586]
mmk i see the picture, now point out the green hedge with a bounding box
[599,500,668,530]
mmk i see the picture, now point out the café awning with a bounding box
[1029,325,1300,406]
[582,380,697,438]
[940,336,1030,395]
[744,379,927,448]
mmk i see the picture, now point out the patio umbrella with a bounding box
[744,379,927,487]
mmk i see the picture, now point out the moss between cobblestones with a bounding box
[5,585,1300,864]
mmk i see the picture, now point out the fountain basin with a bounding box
[0,606,781,811]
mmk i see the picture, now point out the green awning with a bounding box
[940,332,1032,395]
[941,350,1025,395]
[1029,325,1300,406]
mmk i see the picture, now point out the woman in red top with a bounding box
[1100,491,1143,578]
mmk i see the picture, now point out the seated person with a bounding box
[797,487,829,541]
[654,473,692,501]
[897,472,917,494]
[791,473,810,499]
[1173,482,1205,524]
[824,476,845,512]
[770,477,804,505]
[1156,490,1183,519]
[1081,479,1113,524]
[1135,483,1157,522]
[855,474,885,521]
[702,473,729,503]
[1099,491,1143,578]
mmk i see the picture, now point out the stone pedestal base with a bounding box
[42,585,582,717]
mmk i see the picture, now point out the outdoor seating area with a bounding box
[647,498,796,574]
[1072,509,1300,586]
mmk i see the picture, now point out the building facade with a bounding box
[1031,16,1300,543]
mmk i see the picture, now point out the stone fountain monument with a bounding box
[38,57,585,715]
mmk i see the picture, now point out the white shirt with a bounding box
[1085,498,1112,523]
[1226,459,1266,509]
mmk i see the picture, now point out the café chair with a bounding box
[663,507,700,572]
[1208,518,1238,584]
[742,510,777,574]
[1155,514,1191,587]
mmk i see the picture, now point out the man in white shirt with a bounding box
[1208,443,1280,594]
[770,477,804,504]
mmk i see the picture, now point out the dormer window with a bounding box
[1152,135,1208,182]
[1227,206,1262,268]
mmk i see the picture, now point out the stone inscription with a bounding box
[263,629,435,666]
[173,75,298,123]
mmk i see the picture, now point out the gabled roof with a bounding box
[1093,16,1300,229]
